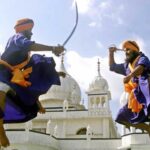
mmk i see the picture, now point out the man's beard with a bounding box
[125,51,139,64]
[23,30,32,40]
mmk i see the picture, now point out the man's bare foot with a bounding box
[0,127,10,147]
[143,125,150,136]
[129,122,150,136]
[122,121,131,131]
[38,107,46,114]
[37,101,46,114]
[122,121,150,135]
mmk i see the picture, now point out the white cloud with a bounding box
[0,45,4,56]
[73,0,125,27]
[100,2,124,25]
[73,0,94,14]
[98,1,111,10]
[88,22,97,27]
[65,51,97,90]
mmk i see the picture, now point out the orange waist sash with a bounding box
[124,81,143,113]
[0,57,32,87]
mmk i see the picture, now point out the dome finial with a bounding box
[97,58,101,76]
[61,53,64,64]
[59,53,67,74]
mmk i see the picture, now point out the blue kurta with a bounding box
[110,53,150,124]
[0,33,60,123]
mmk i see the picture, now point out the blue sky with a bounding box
[0,0,150,133]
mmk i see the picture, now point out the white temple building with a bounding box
[3,56,150,150]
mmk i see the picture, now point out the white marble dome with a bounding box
[88,75,109,92]
[40,56,81,105]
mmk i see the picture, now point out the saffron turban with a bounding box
[14,18,34,33]
[122,40,140,52]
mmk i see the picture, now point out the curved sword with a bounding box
[62,1,79,47]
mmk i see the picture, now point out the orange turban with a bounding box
[14,18,34,33]
[122,40,140,51]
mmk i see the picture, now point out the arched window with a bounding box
[76,127,87,135]
[90,97,94,108]
[101,97,106,107]
[96,97,100,106]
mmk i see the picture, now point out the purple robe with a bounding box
[0,33,60,123]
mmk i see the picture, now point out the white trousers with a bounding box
[0,81,10,93]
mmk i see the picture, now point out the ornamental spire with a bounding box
[97,59,101,77]
[59,53,67,74]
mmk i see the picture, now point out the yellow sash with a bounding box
[0,57,32,87]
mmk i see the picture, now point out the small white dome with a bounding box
[88,59,109,93]
[88,75,109,92]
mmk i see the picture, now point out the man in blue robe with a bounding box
[0,18,65,147]
[109,40,150,135]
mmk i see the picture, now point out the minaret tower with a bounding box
[86,59,112,137]
[86,59,111,112]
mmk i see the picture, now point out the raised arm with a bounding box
[29,43,65,56]
[109,47,117,66]
[108,46,126,75]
